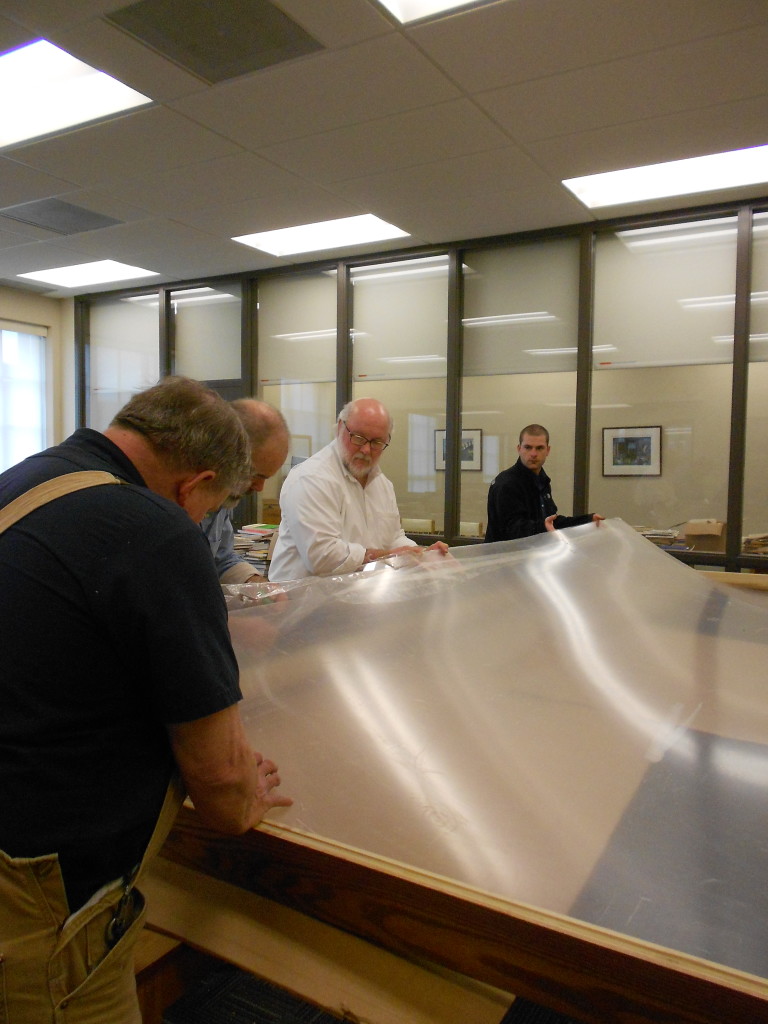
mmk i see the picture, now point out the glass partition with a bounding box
[743,211,768,558]
[172,282,242,381]
[257,271,337,522]
[88,294,159,430]
[590,217,738,552]
[461,240,581,538]
[351,256,449,534]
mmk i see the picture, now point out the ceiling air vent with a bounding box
[105,0,324,84]
[0,199,123,234]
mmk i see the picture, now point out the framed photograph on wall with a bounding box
[435,428,483,471]
[603,426,661,476]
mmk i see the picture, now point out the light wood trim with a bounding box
[158,806,768,1024]
[700,570,768,591]
[143,857,511,1024]
[134,927,181,974]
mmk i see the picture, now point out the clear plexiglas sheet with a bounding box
[225,519,768,980]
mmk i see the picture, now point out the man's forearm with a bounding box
[168,707,291,834]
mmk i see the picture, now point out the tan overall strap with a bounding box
[0,466,185,877]
[0,470,123,535]
[136,774,186,878]
[0,469,184,869]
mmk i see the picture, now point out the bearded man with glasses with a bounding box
[269,397,447,580]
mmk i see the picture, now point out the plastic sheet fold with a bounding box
[225,519,768,979]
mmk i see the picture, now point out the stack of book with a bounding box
[743,534,768,555]
[235,523,278,572]
[634,527,688,550]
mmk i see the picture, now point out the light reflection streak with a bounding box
[524,529,701,760]
[324,628,522,889]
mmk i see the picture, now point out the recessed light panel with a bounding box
[233,214,409,257]
[18,260,159,288]
[376,0,491,23]
[0,40,152,150]
[563,144,768,209]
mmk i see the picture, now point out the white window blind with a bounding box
[1,324,47,472]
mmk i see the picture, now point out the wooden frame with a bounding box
[157,808,768,1024]
[602,426,661,477]
[435,429,482,471]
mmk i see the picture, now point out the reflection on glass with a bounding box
[172,282,241,381]
[351,256,448,532]
[590,218,737,546]
[88,294,159,430]
[257,272,338,518]
[743,211,768,554]
[461,241,580,537]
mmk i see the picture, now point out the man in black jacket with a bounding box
[485,423,603,543]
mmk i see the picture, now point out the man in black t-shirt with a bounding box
[0,376,292,1024]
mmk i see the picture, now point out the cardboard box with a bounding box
[261,499,281,526]
[680,519,726,553]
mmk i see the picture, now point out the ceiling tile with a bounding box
[168,34,461,150]
[0,237,106,276]
[174,189,363,235]
[410,0,768,94]
[87,153,309,214]
[0,1,124,37]
[270,0,394,47]
[1,0,768,293]
[0,157,79,206]
[377,184,589,243]
[55,16,204,101]
[257,100,510,183]
[330,146,549,208]
[476,24,768,143]
[528,95,768,180]
[5,106,243,187]
[0,14,34,52]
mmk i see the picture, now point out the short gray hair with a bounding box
[338,398,393,434]
[112,376,251,493]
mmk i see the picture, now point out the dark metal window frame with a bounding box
[74,195,768,569]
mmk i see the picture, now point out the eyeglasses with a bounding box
[342,421,389,451]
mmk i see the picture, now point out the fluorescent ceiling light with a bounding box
[233,214,409,257]
[376,0,489,23]
[563,144,768,209]
[0,39,152,149]
[18,260,159,287]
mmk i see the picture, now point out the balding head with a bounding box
[230,398,290,495]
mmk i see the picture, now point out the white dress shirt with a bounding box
[268,440,417,581]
